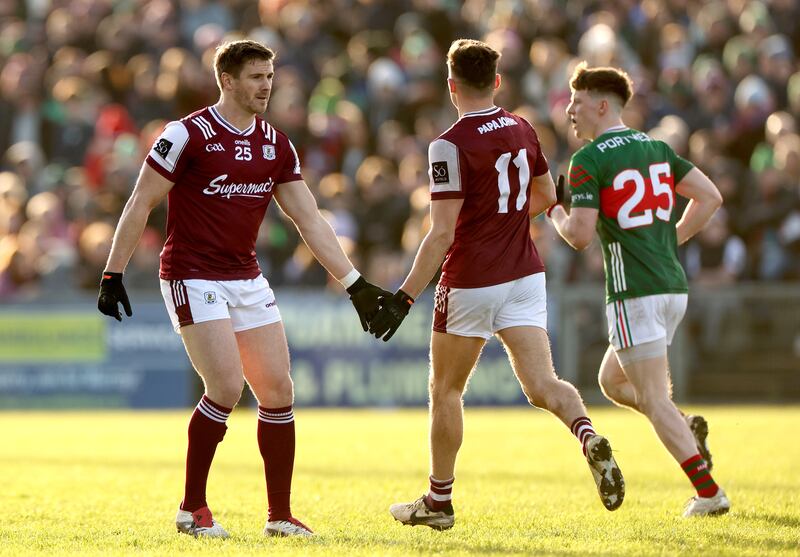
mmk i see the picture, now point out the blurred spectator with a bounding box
[0,0,798,297]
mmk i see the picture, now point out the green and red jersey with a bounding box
[568,126,694,303]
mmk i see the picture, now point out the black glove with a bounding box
[547,174,569,216]
[369,289,414,342]
[347,276,392,331]
[97,271,132,322]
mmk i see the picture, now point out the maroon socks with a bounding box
[258,406,296,521]
[181,395,231,512]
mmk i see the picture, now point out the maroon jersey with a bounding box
[429,106,549,288]
[146,106,302,280]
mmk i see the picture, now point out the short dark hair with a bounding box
[447,39,500,93]
[569,61,634,107]
[213,40,275,88]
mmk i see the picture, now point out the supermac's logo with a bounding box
[203,174,274,199]
[263,145,275,160]
[154,138,173,159]
[431,161,449,184]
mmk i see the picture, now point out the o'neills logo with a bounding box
[203,174,274,199]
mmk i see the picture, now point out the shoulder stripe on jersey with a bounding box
[191,118,210,140]
[196,115,216,137]
[288,139,301,174]
[196,116,216,138]
[265,122,275,143]
[192,117,215,140]
[570,165,587,177]
[569,165,593,187]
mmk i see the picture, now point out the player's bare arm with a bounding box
[274,179,390,329]
[400,198,463,299]
[675,168,723,245]
[274,179,356,280]
[528,172,557,218]
[98,164,174,321]
[369,198,462,341]
[550,205,598,250]
[106,164,174,273]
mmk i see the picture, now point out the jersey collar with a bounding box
[460,105,501,119]
[598,124,629,137]
[209,105,256,136]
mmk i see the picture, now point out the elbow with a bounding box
[572,231,594,251]
[711,188,723,209]
[128,191,156,215]
[430,228,455,250]
[573,238,592,251]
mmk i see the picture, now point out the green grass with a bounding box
[2,406,799,556]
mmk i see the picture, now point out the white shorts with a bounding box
[606,293,687,350]
[432,272,547,340]
[159,275,281,333]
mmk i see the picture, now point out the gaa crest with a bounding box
[263,145,276,160]
[203,291,217,304]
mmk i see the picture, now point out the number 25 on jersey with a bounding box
[611,162,674,229]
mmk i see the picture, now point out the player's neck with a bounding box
[456,96,496,118]
[213,99,256,132]
[591,117,626,140]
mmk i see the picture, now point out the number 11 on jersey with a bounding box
[495,149,529,213]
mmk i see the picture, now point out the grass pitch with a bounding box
[2,406,799,556]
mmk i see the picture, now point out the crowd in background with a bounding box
[1,0,800,302]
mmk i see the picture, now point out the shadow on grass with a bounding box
[737,510,800,529]
[325,531,613,556]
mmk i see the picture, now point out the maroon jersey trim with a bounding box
[171,280,194,327]
[432,284,450,333]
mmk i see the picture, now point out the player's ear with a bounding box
[447,78,456,94]
[494,74,501,90]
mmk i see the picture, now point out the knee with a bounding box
[274,374,294,399]
[429,377,463,407]
[522,377,569,410]
[208,376,244,408]
[598,372,621,399]
[635,391,671,415]
[250,372,294,406]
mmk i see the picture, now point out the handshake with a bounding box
[347,277,414,342]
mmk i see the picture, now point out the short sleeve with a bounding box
[533,147,549,177]
[519,117,549,177]
[276,138,303,184]
[428,138,464,200]
[568,150,600,209]
[669,149,695,183]
[145,121,190,182]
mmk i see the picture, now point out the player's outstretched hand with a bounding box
[97,271,132,322]
[546,174,569,217]
[369,290,414,342]
[347,276,392,331]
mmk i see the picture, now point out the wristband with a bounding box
[338,268,360,289]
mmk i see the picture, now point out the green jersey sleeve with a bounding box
[568,149,600,208]
[666,144,695,183]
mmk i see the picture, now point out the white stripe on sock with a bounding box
[429,491,452,501]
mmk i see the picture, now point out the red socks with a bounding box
[425,476,454,511]
[181,395,231,512]
[681,454,719,498]
[258,406,296,521]
[570,416,596,456]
